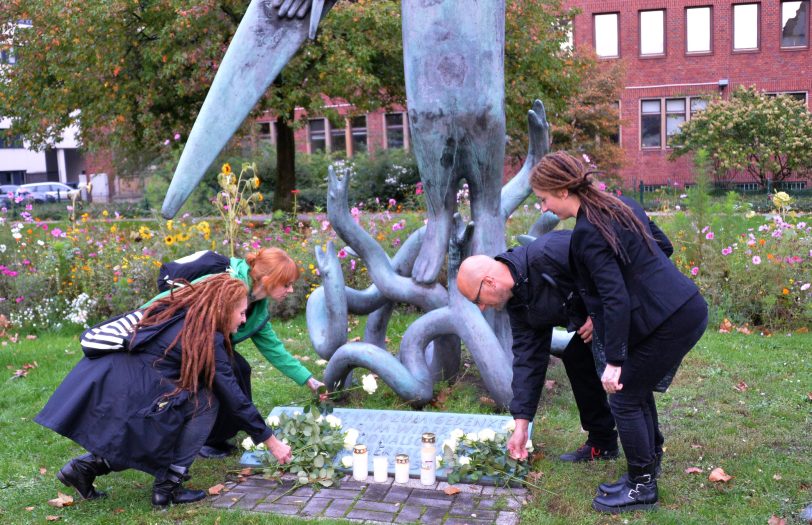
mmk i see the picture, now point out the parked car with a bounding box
[1,184,19,207]
[16,182,78,203]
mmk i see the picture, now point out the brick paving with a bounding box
[210,474,527,524]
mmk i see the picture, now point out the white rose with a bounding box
[292,411,302,417]
[341,455,354,468]
[344,428,360,450]
[241,436,256,450]
[436,455,443,466]
[450,428,465,440]
[465,432,479,443]
[361,374,378,394]
[503,420,516,432]
[525,440,534,452]
[256,442,267,451]
[442,439,457,453]
[458,456,471,466]
[266,415,280,427]
[325,415,342,428]
[315,359,328,366]
[316,415,324,423]
[478,428,496,442]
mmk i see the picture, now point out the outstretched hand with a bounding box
[265,435,293,464]
[306,377,329,401]
[506,419,530,461]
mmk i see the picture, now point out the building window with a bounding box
[0,133,23,149]
[781,1,809,48]
[258,122,273,142]
[594,13,619,58]
[330,119,347,154]
[686,6,712,53]
[733,3,759,51]
[665,99,686,146]
[766,91,808,103]
[309,118,326,153]
[385,113,406,149]
[641,100,662,148]
[0,48,17,65]
[559,17,574,52]
[350,116,367,155]
[610,101,621,144]
[690,98,708,116]
[640,10,665,55]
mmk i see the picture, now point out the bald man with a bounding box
[457,230,618,462]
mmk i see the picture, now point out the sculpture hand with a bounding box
[526,99,550,162]
[274,0,311,19]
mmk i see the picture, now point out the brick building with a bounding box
[563,0,811,189]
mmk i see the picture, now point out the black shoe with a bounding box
[152,465,206,510]
[598,451,663,495]
[197,444,234,459]
[560,443,619,463]
[592,463,658,514]
[56,453,111,500]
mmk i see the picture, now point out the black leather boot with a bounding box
[56,453,111,500]
[592,463,658,513]
[598,451,662,495]
[151,464,206,509]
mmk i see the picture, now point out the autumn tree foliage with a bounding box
[670,86,812,188]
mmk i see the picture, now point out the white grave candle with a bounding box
[373,455,388,482]
[394,453,410,483]
[352,444,368,481]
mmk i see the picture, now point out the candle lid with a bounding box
[395,454,409,463]
[421,432,436,443]
[353,444,367,454]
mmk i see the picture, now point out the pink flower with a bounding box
[321,220,330,231]
[801,283,810,291]
[388,198,397,208]
[752,256,761,265]
[350,259,356,271]
[721,246,732,256]
[351,207,360,217]
[174,133,181,141]
[16,296,24,303]
[690,266,699,276]
[284,226,291,234]
[415,182,423,195]
[705,232,714,240]
[163,139,171,146]
[51,228,63,237]
[598,182,607,191]
[392,221,404,232]
[338,249,347,259]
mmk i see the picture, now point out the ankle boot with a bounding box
[56,453,111,500]
[151,464,206,509]
[597,451,662,495]
[592,463,658,513]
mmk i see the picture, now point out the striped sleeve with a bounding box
[81,311,143,356]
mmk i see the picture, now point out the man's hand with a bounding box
[577,317,593,343]
[265,435,293,464]
[601,364,623,394]
[507,419,531,460]
[306,376,328,401]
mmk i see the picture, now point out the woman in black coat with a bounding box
[530,151,707,514]
[35,274,292,509]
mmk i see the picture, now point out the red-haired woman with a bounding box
[149,247,323,458]
[36,275,291,508]
[530,151,707,514]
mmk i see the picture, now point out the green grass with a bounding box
[1,315,810,524]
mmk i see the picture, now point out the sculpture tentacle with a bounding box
[306,241,347,359]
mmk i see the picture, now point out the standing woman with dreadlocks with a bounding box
[529,151,707,514]
[35,274,291,509]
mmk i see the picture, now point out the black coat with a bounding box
[34,311,273,478]
[497,230,584,420]
[569,197,699,367]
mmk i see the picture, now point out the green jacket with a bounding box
[142,256,312,385]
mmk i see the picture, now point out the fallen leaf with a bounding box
[691,444,703,449]
[760,328,772,337]
[544,380,556,391]
[807,392,812,402]
[351,336,361,342]
[0,314,9,328]
[767,515,786,525]
[773,473,782,480]
[26,334,38,340]
[719,318,734,333]
[113,508,124,514]
[708,467,732,482]
[528,471,544,483]
[39,467,47,475]
[47,492,74,508]
[684,467,703,474]
[24,506,34,511]
[734,381,748,392]
[737,324,751,335]
[478,396,495,406]
[239,468,253,476]
[208,484,225,496]
[431,386,452,409]
[45,516,61,522]
[796,326,808,333]
[443,486,461,495]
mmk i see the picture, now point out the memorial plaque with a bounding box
[240,407,532,480]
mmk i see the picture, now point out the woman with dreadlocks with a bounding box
[35,274,291,509]
[530,151,707,514]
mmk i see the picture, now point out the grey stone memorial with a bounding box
[240,407,532,480]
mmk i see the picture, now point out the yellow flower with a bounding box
[222,163,232,174]
[110,225,117,233]
[257,192,264,202]
[309,264,315,270]
[166,219,174,231]
[102,210,109,217]
[253,176,260,189]
[164,235,175,246]
[782,288,790,295]
[139,226,153,239]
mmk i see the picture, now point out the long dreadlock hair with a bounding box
[529,151,654,263]
[134,274,248,394]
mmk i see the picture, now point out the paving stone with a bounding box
[292,486,315,497]
[233,490,267,510]
[409,488,455,501]
[449,491,476,507]
[448,509,498,521]
[362,482,391,501]
[421,506,449,523]
[270,495,310,506]
[404,494,452,508]
[346,509,395,522]
[323,497,355,518]
[444,518,495,525]
[300,497,332,517]
[382,485,413,503]
[341,479,371,490]
[476,497,497,509]
[352,499,401,513]
[252,502,301,515]
[314,487,364,499]
[395,505,423,523]
[436,482,482,494]
[495,511,520,525]
[394,478,437,489]
[211,492,245,509]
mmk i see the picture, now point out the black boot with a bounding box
[56,453,111,500]
[151,464,206,509]
[597,451,662,495]
[592,463,658,513]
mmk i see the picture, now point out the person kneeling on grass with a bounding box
[35,274,292,509]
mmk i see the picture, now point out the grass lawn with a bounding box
[0,313,810,524]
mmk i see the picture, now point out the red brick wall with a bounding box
[564,0,812,188]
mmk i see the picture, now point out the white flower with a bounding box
[344,428,360,450]
[465,432,479,443]
[341,455,354,468]
[0,244,5,253]
[242,436,256,450]
[361,374,378,394]
[450,428,465,440]
[478,428,496,442]
[316,415,324,423]
[525,440,534,452]
[292,411,302,417]
[315,359,328,366]
[325,414,342,428]
[266,415,280,427]
[503,420,516,432]
[436,455,443,466]
[458,456,471,466]
[442,439,457,453]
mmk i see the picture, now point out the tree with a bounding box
[670,86,812,188]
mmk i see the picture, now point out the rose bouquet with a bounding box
[440,422,533,487]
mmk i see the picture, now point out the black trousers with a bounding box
[205,351,253,447]
[173,390,219,468]
[610,293,708,468]
[560,335,618,450]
